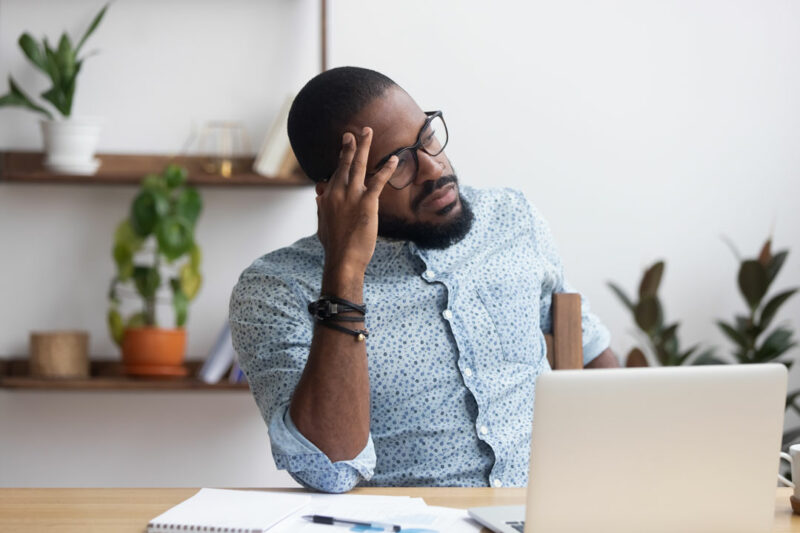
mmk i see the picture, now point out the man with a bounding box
[229,66,618,494]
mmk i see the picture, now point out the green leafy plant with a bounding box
[107,165,203,346]
[0,4,108,119]
[713,237,797,367]
[608,261,715,366]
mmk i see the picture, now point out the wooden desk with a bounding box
[0,487,798,532]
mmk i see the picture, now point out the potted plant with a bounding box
[608,261,715,366]
[0,4,108,174]
[108,164,203,377]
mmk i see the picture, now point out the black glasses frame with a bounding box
[368,110,448,190]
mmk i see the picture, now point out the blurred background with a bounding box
[1,0,798,487]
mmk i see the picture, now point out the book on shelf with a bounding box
[198,324,235,384]
[253,94,301,179]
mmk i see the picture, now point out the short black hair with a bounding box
[287,66,399,182]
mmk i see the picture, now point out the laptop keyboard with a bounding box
[505,520,525,532]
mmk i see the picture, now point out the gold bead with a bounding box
[356,333,366,342]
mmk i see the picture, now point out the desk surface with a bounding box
[0,487,798,532]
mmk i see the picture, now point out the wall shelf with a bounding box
[0,359,249,392]
[0,151,313,188]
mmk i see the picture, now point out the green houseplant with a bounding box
[608,261,715,366]
[712,237,797,367]
[0,4,108,174]
[108,164,203,376]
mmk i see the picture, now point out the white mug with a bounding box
[778,443,800,497]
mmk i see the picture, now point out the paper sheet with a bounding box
[270,494,482,533]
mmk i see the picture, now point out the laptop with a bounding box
[468,364,787,533]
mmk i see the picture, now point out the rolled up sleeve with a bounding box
[229,264,376,492]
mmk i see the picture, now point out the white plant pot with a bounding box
[40,117,103,175]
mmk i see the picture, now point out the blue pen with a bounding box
[302,514,402,531]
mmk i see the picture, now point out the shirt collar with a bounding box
[365,236,409,276]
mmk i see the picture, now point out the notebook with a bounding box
[147,488,310,533]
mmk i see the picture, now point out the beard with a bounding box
[377,176,475,250]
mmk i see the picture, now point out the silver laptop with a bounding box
[469,364,787,533]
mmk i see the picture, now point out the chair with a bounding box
[543,293,583,370]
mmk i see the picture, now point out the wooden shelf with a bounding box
[0,151,313,188]
[0,359,249,392]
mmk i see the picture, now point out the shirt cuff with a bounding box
[267,403,376,493]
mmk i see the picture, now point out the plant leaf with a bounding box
[716,320,748,349]
[759,288,798,332]
[133,266,161,299]
[172,284,189,327]
[767,250,789,286]
[738,260,768,311]
[607,281,634,312]
[130,189,170,237]
[107,308,124,347]
[179,262,202,300]
[42,38,62,87]
[18,33,48,73]
[758,238,772,267]
[639,261,664,299]
[634,296,661,332]
[174,186,202,225]
[164,164,188,189]
[155,216,193,261]
[0,76,53,119]
[625,347,648,367]
[755,327,796,362]
[76,3,109,54]
[57,33,76,81]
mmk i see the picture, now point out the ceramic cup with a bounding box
[779,444,800,498]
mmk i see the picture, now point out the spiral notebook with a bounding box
[147,488,310,533]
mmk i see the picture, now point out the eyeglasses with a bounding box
[367,110,449,190]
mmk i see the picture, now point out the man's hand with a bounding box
[317,127,398,282]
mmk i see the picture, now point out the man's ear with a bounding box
[315,182,326,196]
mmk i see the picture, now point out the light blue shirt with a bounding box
[229,187,611,493]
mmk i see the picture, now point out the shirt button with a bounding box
[423,269,435,280]
[463,367,473,377]
[480,425,489,435]
[493,479,503,488]
[442,309,453,320]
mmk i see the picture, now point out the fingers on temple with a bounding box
[349,127,372,186]
[366,156,398,197]
[330,132,356,191]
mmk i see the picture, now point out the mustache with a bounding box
[412,175,458,212]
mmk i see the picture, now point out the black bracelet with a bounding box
[316,320,369,342]
[308,295,367,320]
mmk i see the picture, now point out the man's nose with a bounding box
[414,150,445,185]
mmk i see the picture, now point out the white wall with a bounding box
[1,0,799,486]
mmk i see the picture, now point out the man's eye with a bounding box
[396,157,407,167]
[422,132,435,145]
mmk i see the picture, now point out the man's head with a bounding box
[287,66,473,249]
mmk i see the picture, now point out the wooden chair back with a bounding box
[544,293,583,370]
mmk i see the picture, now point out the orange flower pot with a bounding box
[121,327,187,377]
